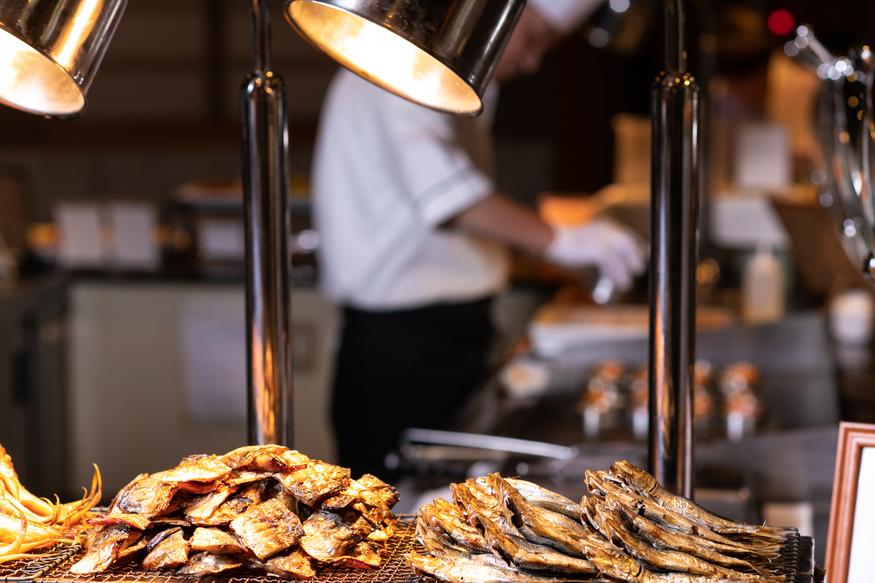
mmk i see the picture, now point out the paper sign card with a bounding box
[198,218,245,261]
[734,123,792,188]
[179,295,247,424]
[108,202,160,271]
[55,202,106,269]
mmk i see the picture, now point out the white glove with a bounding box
[544,218,646,290]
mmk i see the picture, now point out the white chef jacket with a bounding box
[312,69,510,311]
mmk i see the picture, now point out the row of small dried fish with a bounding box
[0,443,101,564]
[70,445,398,578]
[406,462,790,583]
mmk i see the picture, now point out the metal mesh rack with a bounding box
[1,516,422,583]
[1,516,813,583]
[777,529,815,583]
[0,544,83,583]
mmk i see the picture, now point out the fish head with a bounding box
[612,460,658,493]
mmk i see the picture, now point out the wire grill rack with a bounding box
[0,544,83,583]
[1,516,813,583]
[1,517,422,583]
[777,528,815,583]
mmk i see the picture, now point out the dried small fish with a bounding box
[468,497,597,576]
[607,498,779,575]
[598,509,779,581]
[422,499,491,553]
[406,552,603,583]
[417,514,477,556]
[416,466,788,583]
[452,482,521,538]
[586,471,758,552]
[476,477,584,520]
[425,535,514,570]
[610,462,786,541]
[488,474,600,558]
[647,575,763,583]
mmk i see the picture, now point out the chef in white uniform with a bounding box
[311,0,645,476]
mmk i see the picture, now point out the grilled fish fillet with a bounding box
[175,551,242,576]
[141,527,190,570]
[276,461,350,506]
[264,546,316,579]
[69,524,130,574]
[110,474,177,518]
[189,527,247,554]
[230,497,304,559]
[299,510,372,563]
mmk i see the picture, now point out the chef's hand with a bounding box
[544,218,646,290]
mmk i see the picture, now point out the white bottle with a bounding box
[741,245,785,324]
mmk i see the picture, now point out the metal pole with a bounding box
[648,0,699,497]
[242,0,294,447]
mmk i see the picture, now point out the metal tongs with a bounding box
[788,25,875,280]
[395,428,578,476]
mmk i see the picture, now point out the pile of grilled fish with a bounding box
[407,461,790,583]
[69,445,398,578]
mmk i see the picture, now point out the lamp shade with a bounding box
[284,0,525,116]
[0,0,128,118]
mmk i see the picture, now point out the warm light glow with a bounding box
[287,2,481,115]
[0,30,84,116]
[57,0,102,67]
[698,33,718,53]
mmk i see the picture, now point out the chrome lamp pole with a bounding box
[242,0,294,447]
[648,0,700,498]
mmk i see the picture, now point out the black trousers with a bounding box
[331,297,494,478]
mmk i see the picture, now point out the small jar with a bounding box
[719,362,762,441]
[579,361,626,439]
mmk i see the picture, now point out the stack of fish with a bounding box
[407,461,789,583]
[69,445,398,578]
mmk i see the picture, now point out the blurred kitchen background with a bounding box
[1,0,875,567]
